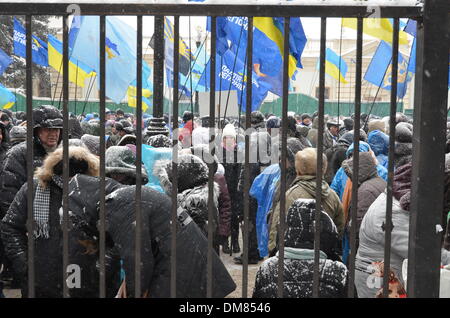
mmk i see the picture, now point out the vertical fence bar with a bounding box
[171,15,180,298]
[382,17,399,298]
[153,16,164,119]
[99,14,106,299]
[25,14,35,298]
[207,16,216,299]
[408,0,449,298]
[242,16,251,298]
[277,16,289,298]
[347,16,363,298]
[62,13,70,299]
[313,16,326,298]
[135,14,143,298]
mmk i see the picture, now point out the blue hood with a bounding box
[346,141,371,158]
[368,130,389,156]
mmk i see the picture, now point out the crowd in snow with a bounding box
[0,105,449,298]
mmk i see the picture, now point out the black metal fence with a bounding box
[1,0,449,298]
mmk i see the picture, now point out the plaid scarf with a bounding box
[33,175,63,239]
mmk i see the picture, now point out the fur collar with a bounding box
[35,146,99,188]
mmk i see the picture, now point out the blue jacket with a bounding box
[368,130,389,169]
[331,141,388,200]
[249,163,280,258]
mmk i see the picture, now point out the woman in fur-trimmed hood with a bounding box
[153,153,220,237]
[0,146,105,298]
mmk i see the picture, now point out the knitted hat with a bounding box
[395,122,413,143]
[222,123,237,139]
[284,198,340,257]
[295,148,327,176]
[368,120,386,134]
[105,146,148,184]
[286,137,305,166]
[147,134,172,148]
[167,153,209,192]
[9,125,27,142]
[81,134,100,156]
[266,116,281,129]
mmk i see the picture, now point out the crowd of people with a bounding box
[0,104,449,298]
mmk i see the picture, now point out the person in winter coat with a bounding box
[218,123,244,254]
[340,152,387,265]
[284,115,311,148]
[253,199,348,298]
[154,153,220,239]
[67,174,236,298]
[234,117,272,264]
[266,138,306,257]
[179,111,196,148]
[0,146,116,298]
[330,141,388,200]
[354,162,412,298]
[180,144,232,255]
[367,130,389,170]
[328,130,368,180]
[0,105,63,217]
[269,148,345,255]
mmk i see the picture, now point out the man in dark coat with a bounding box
[234,114,272,264]
[0,146,114,297]
[253,199,348,298]
[0,105,63,217]
[68,174,236,298]
[0,105,63,289]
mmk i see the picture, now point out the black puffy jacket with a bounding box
[68,174,236,298]
[0,138,47,218]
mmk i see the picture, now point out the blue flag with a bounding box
[404,19,417,37]
[0,48,12,75]
[13,18,48,67]
[364,41,412,99]
[208,17,306,97]
[0,83,15,109]
[70,16,140,103]
[199,49,271,111]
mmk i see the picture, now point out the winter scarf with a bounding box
[33,174,63,239]
[279,247,327,260]
[392,162,412,211]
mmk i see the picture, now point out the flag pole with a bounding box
[363,56,392,130]
[74,60,79,115]
[223,21,246,123]
[189,17,194,118]
[337,20,343,120]
[81,74,97,116]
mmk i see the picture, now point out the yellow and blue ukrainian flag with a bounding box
[127,61,153,112]
[318,48,348,84]
[342,18,409,45]
[47,34,96,87]
[0,83,15,109]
